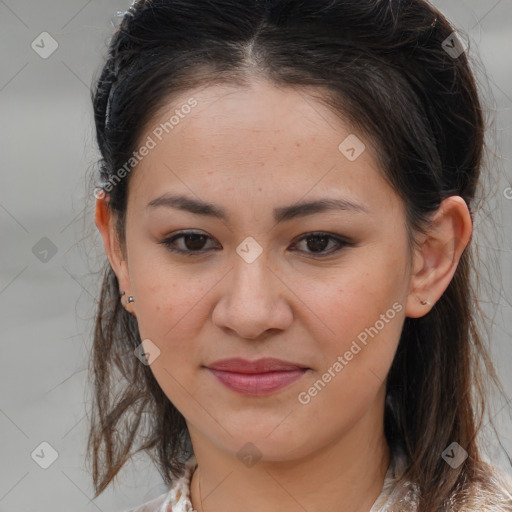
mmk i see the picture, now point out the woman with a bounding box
[87,0,512,510]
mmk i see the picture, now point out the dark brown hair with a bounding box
[86,1,510,510]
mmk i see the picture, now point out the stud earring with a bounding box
[120,291,134,304]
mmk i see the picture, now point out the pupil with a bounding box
[185,234,206,250]
[307,235,328,252]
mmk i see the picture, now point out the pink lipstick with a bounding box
[206,357,309,396]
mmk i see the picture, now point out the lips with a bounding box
[206,357,308,373]
[205,358,309,396]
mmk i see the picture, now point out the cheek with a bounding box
[127,243,213,342]
[299,255,407,383]
[131,266,212,406]
[135,273,209,342]
[308,261,405,342]
[292,283,404,441]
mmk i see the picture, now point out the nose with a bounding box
[211,249,293,340]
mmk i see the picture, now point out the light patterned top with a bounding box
[123,451,512,512]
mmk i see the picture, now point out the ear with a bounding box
[95,194,132,302]
[405,196,473,318]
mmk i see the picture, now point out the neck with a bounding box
[188,394,391,512]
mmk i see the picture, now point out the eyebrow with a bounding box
[146,193,369,223]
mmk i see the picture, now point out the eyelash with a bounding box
[158,230,352,258]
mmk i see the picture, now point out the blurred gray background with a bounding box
[1,1,511,511]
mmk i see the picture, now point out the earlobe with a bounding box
[404,196,473,319]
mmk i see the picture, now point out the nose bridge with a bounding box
[211,238,291,339]
[230,239,273,302]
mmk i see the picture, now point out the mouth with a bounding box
[206,357,309,373]
[205,357,310,396]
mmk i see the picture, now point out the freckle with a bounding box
[296,142,301,147]
[272,146,277,151]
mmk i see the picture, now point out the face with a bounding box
[107,80,417,461]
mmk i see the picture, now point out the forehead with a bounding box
[147,80,348,151]
[127,79,400,218]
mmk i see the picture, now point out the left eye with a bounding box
[159,231,350,258]
[290,232,349,257]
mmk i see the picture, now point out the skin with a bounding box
[96,78,472,512]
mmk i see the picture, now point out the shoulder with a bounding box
[121,454,198,512]
[374,449,512,511]
[457,463,512,511]
[123,492,168,512]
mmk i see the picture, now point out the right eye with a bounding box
[159,230,220,256]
